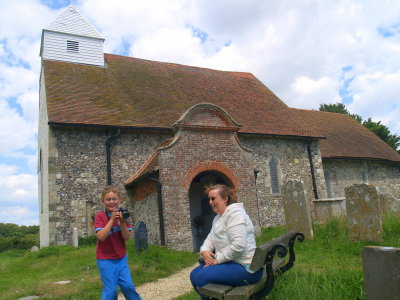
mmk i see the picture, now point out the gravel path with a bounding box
[118,263,197,300]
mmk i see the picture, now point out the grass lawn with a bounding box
[0,242,197,300]
[1,214,399,299]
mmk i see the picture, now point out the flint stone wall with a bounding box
[44,127,170,246]
[323,159,400,200]
[131,192,160,245]
[44,125,326,247]
[240,136,326,227]
[41,125,399,248]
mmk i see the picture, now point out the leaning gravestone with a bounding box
[345,184,382,242]
[362,246,400,300]
[281,179,314,239]
[135,221,148,254]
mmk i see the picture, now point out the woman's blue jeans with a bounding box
[190,262,263,300]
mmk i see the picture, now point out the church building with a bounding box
[39,6,400,251]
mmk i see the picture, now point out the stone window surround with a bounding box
[268,156,281,194]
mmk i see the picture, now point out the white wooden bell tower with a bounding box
[40,5,105,67]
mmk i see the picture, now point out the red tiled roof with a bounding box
[294,109,400,162]
[124,151,159,186]
[42,54,400,162]
[43,54,321,138]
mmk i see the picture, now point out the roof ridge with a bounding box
[104,53,255,76]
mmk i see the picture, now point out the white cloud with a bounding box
[0,100,37,156]
[0,171,38,224]
[0,206,38,225]
[79,0,190,55]
[0,64,38,99]
[0,164,18,175]
[0,173,37,203]
[196,44,250,72]
[131,27,204,65]
[348,71,400,133]
[0,0,47,38]
[285,76,341,109]
[17,90,39,122]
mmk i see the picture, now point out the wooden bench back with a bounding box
[249,230,295,271]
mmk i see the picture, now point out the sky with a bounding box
[0,0,399,226]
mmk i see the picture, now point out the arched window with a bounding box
[362,171,368,183]
[324,170,333,198]
[38,149,43,213]
[269,157,280,194]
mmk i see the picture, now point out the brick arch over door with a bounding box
[183,161,239,191]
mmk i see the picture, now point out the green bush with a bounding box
[0,235,39,253]
[0,223,39,253]
[0,223,39,237]
[78,234,98,247]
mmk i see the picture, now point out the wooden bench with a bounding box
[197,230,305,300]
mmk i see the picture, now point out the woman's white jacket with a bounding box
[200,203,256,265]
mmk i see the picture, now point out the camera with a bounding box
[118,208,130,220]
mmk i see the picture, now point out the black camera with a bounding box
[118,208,130,220]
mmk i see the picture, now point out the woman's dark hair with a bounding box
[204,184,237,205]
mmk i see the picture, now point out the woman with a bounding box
[190,184,263,299]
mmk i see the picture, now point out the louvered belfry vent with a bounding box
[67,40,79,52]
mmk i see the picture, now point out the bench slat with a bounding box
[198,283,233,299]
[225,258,285,300]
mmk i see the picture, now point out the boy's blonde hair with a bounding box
[101,185,121,200]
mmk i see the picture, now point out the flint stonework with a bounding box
[281,179,314,239]
[345,184,382,242]
[362,246,400,300]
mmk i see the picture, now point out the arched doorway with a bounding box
[189,171,232,251]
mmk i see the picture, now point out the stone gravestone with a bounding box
[345,184,382,242]
[135,221,148,254]
[379,193,400,214]
[281,179,314,239]
[362,246,400,300]
[30,245,39,252]
[72,227,78,247]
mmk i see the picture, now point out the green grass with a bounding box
[2,214,399,300]
[0,241,197,300]
[177,213,400,300]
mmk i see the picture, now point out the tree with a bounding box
[363,118,400,151]
[0,223,39,253]
[319,103,363,123]
[319,102,400,153]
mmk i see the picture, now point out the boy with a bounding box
[95,185,141,300]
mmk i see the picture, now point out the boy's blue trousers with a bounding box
[97,255,141,300]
